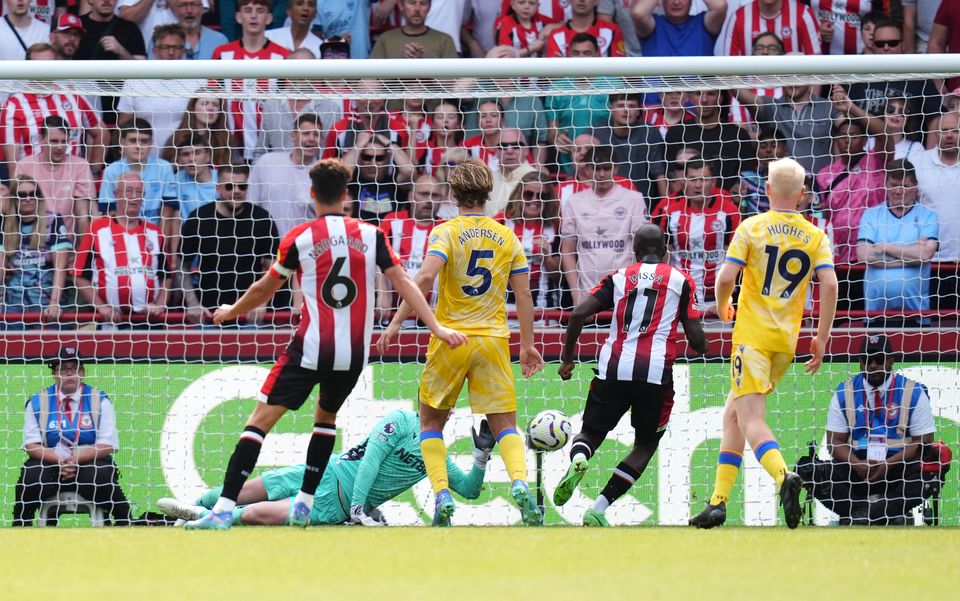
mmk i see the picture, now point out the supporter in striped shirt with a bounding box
[497,0,550,56]
[644,90,695,141]
[463,100,502,172]
[421,100,466,174]
[500,0,569,23]
[544,0,625,57]
[75,172,171,326]
[814,0,878,55]
[722,0,820,56]
[322,80,410,160]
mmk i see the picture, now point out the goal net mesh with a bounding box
[1,65,957,527]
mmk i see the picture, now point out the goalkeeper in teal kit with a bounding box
[158,410,493,526]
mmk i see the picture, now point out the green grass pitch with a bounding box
[1,528,956,600]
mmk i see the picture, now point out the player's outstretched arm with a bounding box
[213,272,286,325]
[805,267,838,375]
[559,295,604,380]
[713,262,741,323]
[377,258,467,352]
[509,270,544,378]
[448,419,495,500]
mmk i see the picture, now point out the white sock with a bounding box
[592,494,610,514]
[294,491,314,508]
[212,497,236,513]
[572,452,587,464]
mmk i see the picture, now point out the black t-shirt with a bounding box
[846,79,942,125]
[348,177,407,225]
[180,202,279,310]
[76,16,146,60]
[664,121,756,190]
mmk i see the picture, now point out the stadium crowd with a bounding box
[1,0,959,329]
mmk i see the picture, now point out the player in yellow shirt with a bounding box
[690,158,839,529]
[377,159,545,526]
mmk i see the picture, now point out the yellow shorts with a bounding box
[730,344,793,398]
[419,334,516,415]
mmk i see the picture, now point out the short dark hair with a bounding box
[219,163,250,180]
[872,17,902,34]
[756,125,784,143]
[860,10,887,30]
[40,115,69,138]
[296,113,321,130]
[153,23,186,44]
[751,31,784,52]
[119,118,153,140]
[309,158,351,204]
[569,32,599,53]
[886,159,917,184]
[608,93,642,105]
[588,144,614,166]
[832,118,865,138]
[683,159,713,176]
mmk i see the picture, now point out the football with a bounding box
[527,410,573,452]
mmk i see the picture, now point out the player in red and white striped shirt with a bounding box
[723,0,821,56]
[211,0,290,160]
[1,88,103,174]
[814,0,875,55]
[74,173,170,322]
[554,224,707,526]
[186,159,467,530]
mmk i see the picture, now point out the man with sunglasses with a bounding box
[181,163,279,326]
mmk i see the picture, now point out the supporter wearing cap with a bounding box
[797,335,941,525]
[49,13,84,59]
[13,345,134,526]
[319,35,350,59]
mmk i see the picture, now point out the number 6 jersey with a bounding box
[724,210,834,354]
[270,215,401,372]
[425,214,529,339]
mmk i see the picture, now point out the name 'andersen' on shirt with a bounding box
[457,228,506,246]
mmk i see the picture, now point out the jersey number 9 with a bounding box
[761,245,811,299]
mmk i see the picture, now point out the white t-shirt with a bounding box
[913,147,960,260]
[826,374,936,436]
[248,151,316,236]
[424,0,466,53]
[116,79,205,157]
[265,26,323,57]
[0,17,52,61]
[117,0,209,42]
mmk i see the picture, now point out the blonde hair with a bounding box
[766,157,806,207]
[505,170,558,227]
[3,176,47,254]
[448,159,494,208]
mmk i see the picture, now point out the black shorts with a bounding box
[581,376,675,440]
[258,354,363,412]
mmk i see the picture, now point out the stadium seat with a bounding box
[37,492,106,527]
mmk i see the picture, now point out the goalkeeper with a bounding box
[158,410,493,526]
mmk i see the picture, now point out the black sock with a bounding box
[569,437,596,461]
[221,426,266,502]
[301,423,336,495]
[599,462,643,505]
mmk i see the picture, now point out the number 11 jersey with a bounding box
[426,214,529,338]
[724,210,834,354]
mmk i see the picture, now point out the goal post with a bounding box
[0,55,958,527]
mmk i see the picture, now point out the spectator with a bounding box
[559,144,649,303]
[181,163,278,325]
[651,159,739,313]
[266,0,323,55]
[665,146,700,197]
[399,98,431,154]
[118,0,208,41]
[76,0,145,61]
[858,10,884,55]
[422,100,466,174]
[632,0,726,57]
[344,132,415,224]
[594,92,668,205]
[13,346,133,526]
[463,99,502,170]
[496,0,551,57]
[723,0,820,56]
[733,79,839,175]
[161,0,226,60]
[48,13,82,60]
[257,49,342,158]
[845,19,940,123]
[99,119,178,226]
[729,31,784,126]
[599,0,640,57]
[76,173,171,326]
[248,113,323,235]
[504,170,561,308]
[907,0,940,54]
[545,33,612,174]
[323,79,410,160]
[463,0,504,57]
[0,0,50,61]
[119,25,204,160]
[0,176,71,329]
[912,111,960,262]
[1,69,105,179]
[798,335,938,525]
[310,0,371,59]
[164,90,234,168]
[318,34,352,59]
[212,0,291,160]
[929,0,960,83]
[490,128,537,217]
[857,159,938,324]
[664,89,754,190]
[370,0,458,59]
[544,0,625,57]
[814,0,876,55]
[14,116,96,241]
[644,90,694,140]
[816,118,890,264]
[737,126,787,216]
[171,131,217,222]
[424,0,469,55]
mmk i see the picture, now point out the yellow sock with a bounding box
[497,430,527,483]
[709,449,742,506]
[419,431,449,493]
[755,439,787,488]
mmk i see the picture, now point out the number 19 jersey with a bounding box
[426,214,529,338]
[724,210,833,354]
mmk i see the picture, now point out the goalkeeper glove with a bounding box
[350,504,386,526]
[472,419,495,470]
